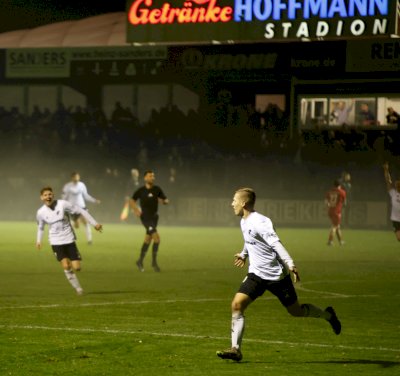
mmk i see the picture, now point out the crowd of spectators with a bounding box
[0,99,398,222]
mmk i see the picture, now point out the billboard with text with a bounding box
[126,0,399,44]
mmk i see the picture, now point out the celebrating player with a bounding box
[383,162,400,241]
[36,186,103,295]
[62,172,100,244]
[129,170,169,272]
[325,179,346,246]
[216,187,341,362]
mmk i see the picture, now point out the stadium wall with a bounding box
[174,198,388,229]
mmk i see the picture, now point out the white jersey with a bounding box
[389,188,400,222]
[239,212,295,281]
[36,199,98,245]
[62,181,96,208]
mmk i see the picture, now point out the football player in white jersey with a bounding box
[62,172,100,244]
[383,162,400,241]
[217,188,341,362]
[36,186,103,295]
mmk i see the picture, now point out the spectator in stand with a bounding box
[331,100,354,126]
[386,107,400,125]
[358,103,376,126]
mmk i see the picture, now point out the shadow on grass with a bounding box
[228,359,400,368]
[305,359,400,369]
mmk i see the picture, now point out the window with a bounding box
[299,95,400,129]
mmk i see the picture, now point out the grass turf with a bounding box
[0,221,399,375]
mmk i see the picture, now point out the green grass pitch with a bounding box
[0,221,399,375]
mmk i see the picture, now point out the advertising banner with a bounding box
[5,46,167,78]
[346,38,400,72]
[175,198,388,228]
[126,0,399,44]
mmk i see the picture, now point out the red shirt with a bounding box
[326,187,346,215]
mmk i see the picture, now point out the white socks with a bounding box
[231,312,245,349]
[64,269,82,290]
[85,223,92,243]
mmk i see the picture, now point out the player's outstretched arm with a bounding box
[94,224,103,233]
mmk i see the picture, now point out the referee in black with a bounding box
[129,170,169,272]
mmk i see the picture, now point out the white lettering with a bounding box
[336,20,344,35]
[316,21,329,36]
[372,18,387,34]
[264,23,275,38]
[296,22,310,37]
[282,22,293,37]
[350,19,366,35]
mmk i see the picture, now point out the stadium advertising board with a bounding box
[5,46,167,78]
[176,198,387,227]
[346,38,400,72]
[126,0,399,44]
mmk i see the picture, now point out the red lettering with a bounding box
[128,0,233,25]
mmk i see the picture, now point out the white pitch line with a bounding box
[0,290,382,311]
[295,280,379,298]
[296,286,378,298]
[1,324,399,354]
[0,298,228,310]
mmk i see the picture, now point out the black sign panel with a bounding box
[126,0,399,44]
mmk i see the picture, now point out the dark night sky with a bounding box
[0,0,127,33]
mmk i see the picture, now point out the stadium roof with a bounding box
[0,12,128,48]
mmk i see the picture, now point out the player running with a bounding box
[216,187,341,362]
[129,170,169,272]
[62,172,100,244]
[36,186,103,295]
[383,162,400,241]
[325,179,346,246]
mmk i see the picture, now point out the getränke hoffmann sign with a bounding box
[126,0,399,44]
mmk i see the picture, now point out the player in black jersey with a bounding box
[129,170,169,272]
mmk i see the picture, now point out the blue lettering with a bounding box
[288,0,303,19]
[273,0,288,20]
[348,0,367,16]
[369,0,388,16]
[303,0,328,18]
[253,0,273,21]
[234,0,254,21]
[232,0,389,22]
[328,0,348,17]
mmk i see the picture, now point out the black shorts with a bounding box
[140,214,159,235]
[238,273,298,307]
[393,221,400,232]
[52,243,82,262]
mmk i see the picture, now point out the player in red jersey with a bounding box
[325,180,347,246]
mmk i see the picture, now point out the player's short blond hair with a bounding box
[235,187,256,208]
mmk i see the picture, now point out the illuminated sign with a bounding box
[126,0,399,44]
